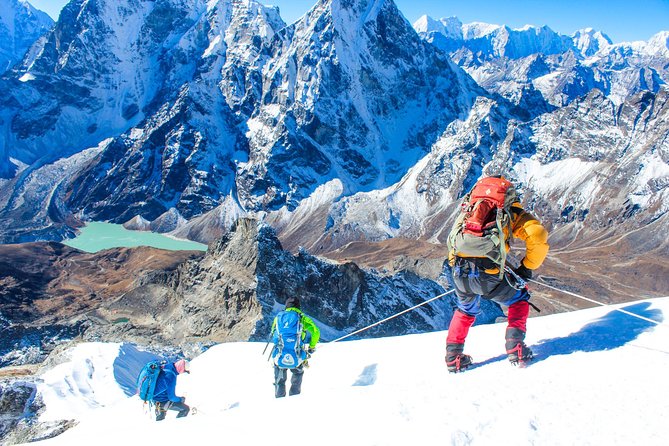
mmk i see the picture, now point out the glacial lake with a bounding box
[63,222,208,253]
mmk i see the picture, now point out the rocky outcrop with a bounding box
[93,218,502,346]
[0,378,76,446]
[0,217,501,358]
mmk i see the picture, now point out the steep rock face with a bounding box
[238,0,481,211]
[64,0,286,223]
[2,0,179,171]
[0,0,53,75]
[0,0,284,241]
[0,0,53,179]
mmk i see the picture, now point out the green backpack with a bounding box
[447,177,519,278]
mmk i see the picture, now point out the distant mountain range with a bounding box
[0,0,667,294]
[414,15,669,108]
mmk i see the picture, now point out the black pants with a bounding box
[274,365,304,398]
[155,400,190,421]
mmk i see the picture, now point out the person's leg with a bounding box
[446,259,484,372]
[495,287,534,363]
[274,366,287,398]
[289,365,304,396]
[445,293,479,372]
[169,401,190,418]
[445,306,477,372]
[155,401,168,421]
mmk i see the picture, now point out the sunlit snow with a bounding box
[22,297,669,446]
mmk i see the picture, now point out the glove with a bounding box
[307,347,316,355]
[514,263,533,281]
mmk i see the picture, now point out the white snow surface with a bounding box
[23,297,669,446]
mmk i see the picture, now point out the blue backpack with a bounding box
[272,311,308,369]
[136,360,166,402]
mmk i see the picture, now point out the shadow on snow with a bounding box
[472,302,664,369]
[113,344,163,397]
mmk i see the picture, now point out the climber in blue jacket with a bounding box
[153,359,191,421]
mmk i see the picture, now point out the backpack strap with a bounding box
[491,208,509,279]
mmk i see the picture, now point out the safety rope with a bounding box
[325,272,665,345]
[529,278,666,327]
[330,289,456,343]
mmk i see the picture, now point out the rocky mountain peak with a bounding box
[0,0,53,74]
[237,0,480,212]
[647,30,669,55]
[571,27,612,57]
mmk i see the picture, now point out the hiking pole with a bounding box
[528,277,665,327]
[262,339,271,355]
[330,289,456,343]
[262,332,277,362]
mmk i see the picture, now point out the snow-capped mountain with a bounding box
[0,0,488,243]
[414,15,668,108]
[572,27,612,57]
[0,0,667,299]
[0,0,285,238]
[65,0,483,225]
[0,0,53,75]
[64,0,286,222]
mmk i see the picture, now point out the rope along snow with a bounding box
[330,289,456,343]
[327,275,664,344]
[530,278,665,326]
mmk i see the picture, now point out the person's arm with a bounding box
[300,314,321,349]
[271,317,278,343]
[511,205,549,270]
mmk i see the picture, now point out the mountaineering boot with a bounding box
[505,327,533,365]
[445,343,473,373]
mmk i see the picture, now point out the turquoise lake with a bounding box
[63,222,208,253]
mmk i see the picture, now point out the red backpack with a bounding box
[447,177,518,277]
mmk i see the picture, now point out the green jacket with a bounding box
[271,307,321,349]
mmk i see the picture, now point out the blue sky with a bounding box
[30,0,669,43]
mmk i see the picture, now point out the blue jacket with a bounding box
[152,363,182,403]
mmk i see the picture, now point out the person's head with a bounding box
[174,359,190,374]
[285,297,300,309]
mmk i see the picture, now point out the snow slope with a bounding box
[25,297,669,445]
